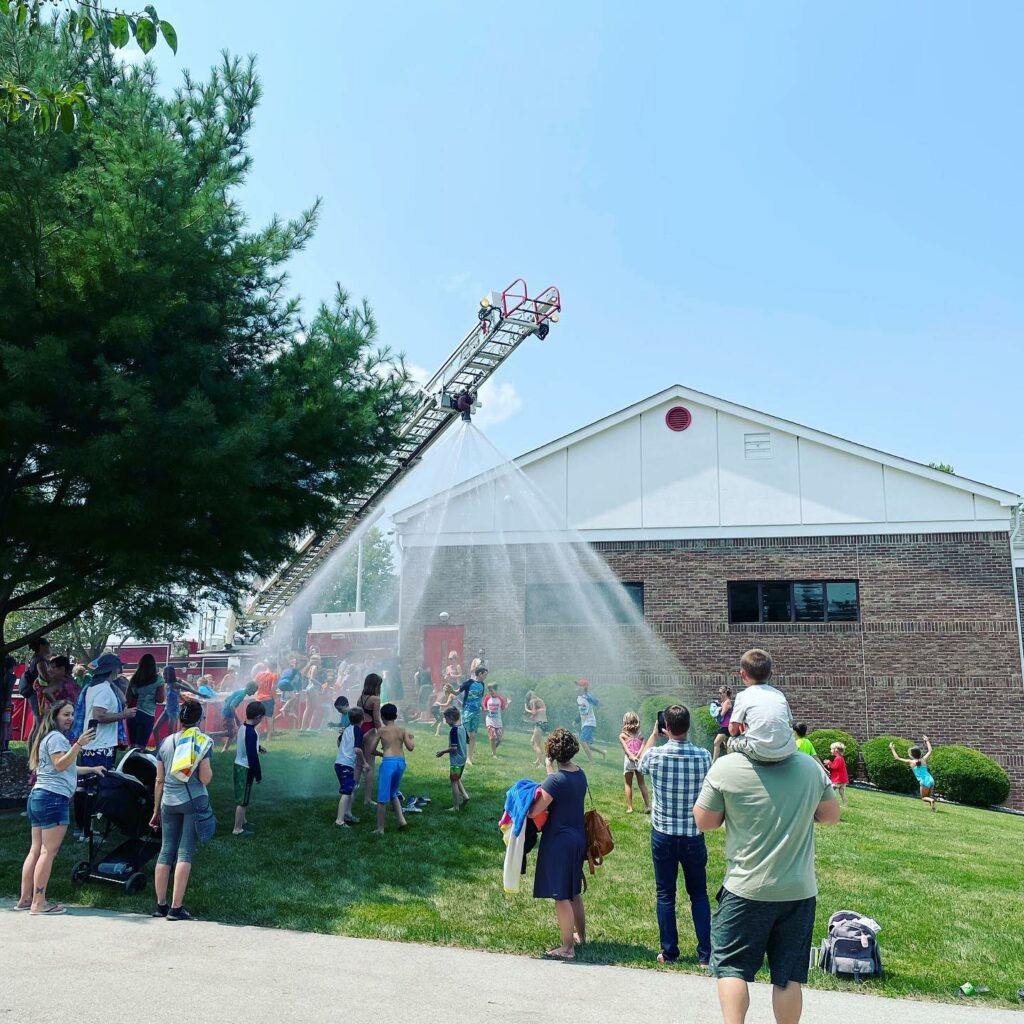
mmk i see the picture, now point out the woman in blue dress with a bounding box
[531,727,588,959]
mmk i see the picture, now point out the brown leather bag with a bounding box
[584,787,614,875]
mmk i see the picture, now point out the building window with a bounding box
[525,582,644,625]
[727,581,860,623]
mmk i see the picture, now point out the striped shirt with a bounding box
[638,740,712,837]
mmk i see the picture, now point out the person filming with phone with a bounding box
[636,704,713,966]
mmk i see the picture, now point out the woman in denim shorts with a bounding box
[17,701,107,915]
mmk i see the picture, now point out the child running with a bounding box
[483,682,509,758]
[890,734,937,810]
[618,712,651,813]
[334,706,364,827]
[436,706,470,811]
[233,701,266,835]
[575,678,606,760]
[822,742,849,806]
[372,702,415,835]
[220,681,258,753]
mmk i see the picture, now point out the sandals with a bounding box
[29,903,66,916]
[13,901,32,912]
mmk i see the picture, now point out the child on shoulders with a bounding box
[726,649,797,762]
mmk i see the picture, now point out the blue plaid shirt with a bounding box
[638,740,712,837]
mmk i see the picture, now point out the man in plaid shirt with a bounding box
[638,704,712,966]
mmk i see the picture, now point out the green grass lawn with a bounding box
[2,730,1023,1007]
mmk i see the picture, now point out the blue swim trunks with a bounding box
[377,756,406,803]
[581,725,596,744]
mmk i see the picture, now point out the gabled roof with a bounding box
[393,383,1020,522]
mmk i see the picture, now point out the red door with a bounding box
[423,625,464,686]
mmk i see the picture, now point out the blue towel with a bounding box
[504,778,541,838]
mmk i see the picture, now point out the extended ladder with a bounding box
[242,279,560,623]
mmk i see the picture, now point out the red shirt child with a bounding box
[824,748,849,785]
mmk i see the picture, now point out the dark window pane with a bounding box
[761,583,792,622]
[729,583,759,623]
[793,582,825,622]
[827,582,859,621]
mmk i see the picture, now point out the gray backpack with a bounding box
[818,911,883,980]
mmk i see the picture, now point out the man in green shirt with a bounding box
[694,750,840,1024]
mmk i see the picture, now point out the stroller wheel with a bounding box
[71,861,91,883]
[125,872,147,896]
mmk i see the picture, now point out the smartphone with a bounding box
[87,718,99,732]
[657,710,667,735]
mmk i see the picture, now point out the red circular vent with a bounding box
[665,406,692,431]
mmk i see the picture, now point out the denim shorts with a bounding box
[28,789,71,829]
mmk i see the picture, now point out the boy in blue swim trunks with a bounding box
[372,702,415,835]
[575,678,607,761]
[890,734,938,810]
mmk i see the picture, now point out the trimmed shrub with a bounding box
[930,745,1010,807]
[861,736,918,793]
[807,729,859,778]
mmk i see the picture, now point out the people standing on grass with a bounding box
[151,699,213,921]
[483,682,509,757]
[17,703,105,914]
[575,678,606,760]
[372,702,414,835]
[276,654,303,726]
[22,636,55,748]
[220,682,258,753]
[152,665,201,742]
[233,701,265,836]
[711,686,733,762]
[525,690,548,767]
[457,665,488,765]
[437,706,470,811]
[890,735,937,810]
[530,727,588,960]
[619,712,651,814]
[127,653,163,750]
[793,723,817,758]
[822,743,849,806]
[694,714,840,1024]
[75,654,135,839]
[253,664,279,744]
[335,706,364,828]
[357,673,384,807]
[636,705,711,965]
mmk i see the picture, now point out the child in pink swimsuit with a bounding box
[619,712,651,814]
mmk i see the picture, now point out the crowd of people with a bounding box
[9,638,941,1024]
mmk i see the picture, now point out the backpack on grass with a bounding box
[818,910,883,980]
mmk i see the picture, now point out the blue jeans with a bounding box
[651,830,712,963]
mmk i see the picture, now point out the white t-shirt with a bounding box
[335,725,358,768]
[577,693,597,728]
[730,684,796,759]
[35,731,78,798]
[83,682,119,750]
[483,695,506,729]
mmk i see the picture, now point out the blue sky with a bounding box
[144,1,1023,492]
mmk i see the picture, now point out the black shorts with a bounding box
[710,887,816,987]
[717,726,730,737]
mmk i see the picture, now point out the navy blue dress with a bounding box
[533,767,587,900]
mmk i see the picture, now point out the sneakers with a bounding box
[152,903,169,918]
[167,906,194,921]
[402,801,423,814]
[344,814,360,824]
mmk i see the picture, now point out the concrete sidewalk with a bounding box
[2,903,1018,1023]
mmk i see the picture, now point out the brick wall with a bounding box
[400,531,1024,806]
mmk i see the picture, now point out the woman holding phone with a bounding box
[17,702,106,914]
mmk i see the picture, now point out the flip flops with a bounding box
[29,903,66,916]
[13,902,31,912]
[542,947,575,961]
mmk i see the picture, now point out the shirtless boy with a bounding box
[372,703,415,835]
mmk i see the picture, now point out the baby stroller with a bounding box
[71,748,162,895]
